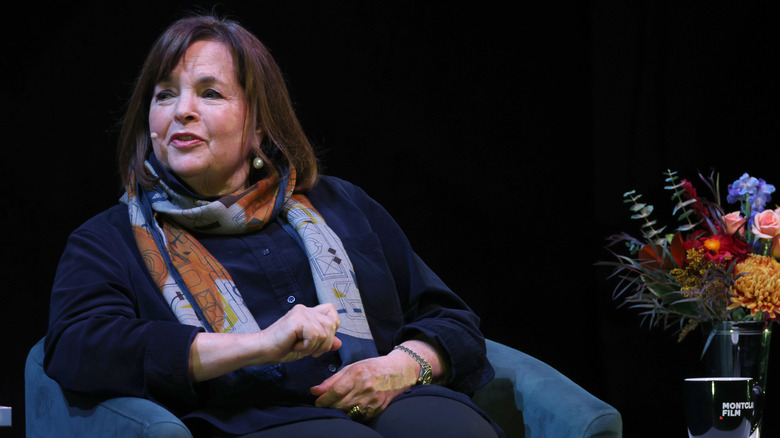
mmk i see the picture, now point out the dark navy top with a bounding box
[44,174,495,435]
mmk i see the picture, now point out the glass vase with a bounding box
[702,321,772,438]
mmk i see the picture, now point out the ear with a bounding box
[248,127,265,152]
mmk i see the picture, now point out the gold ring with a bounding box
[347,405,363,419]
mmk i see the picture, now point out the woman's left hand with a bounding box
[309,350,421,422]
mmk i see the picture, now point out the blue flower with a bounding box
[727,173,757,202]
[727,173,775,216]
[753,179,775,210]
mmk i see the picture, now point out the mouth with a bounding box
[170,133,204,147]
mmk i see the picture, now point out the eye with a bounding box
[154,90,175,101]
[203,89,223,99]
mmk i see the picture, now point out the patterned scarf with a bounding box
[123,161,378,365]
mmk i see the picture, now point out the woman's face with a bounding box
[149,40,256,196]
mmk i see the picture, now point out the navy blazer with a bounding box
[45,175,494,434]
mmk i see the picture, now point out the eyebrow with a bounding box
[195,76,222,86]
[156,75,225,87]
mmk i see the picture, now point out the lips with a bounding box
[170,132,204,148]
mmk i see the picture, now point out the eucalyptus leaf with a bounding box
[677,209,696,220]
[640,219,658,228]
[673,199,698,215]
[676,223,699,233]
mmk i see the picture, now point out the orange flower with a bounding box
[730,255,780,319]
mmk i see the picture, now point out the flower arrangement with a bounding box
[602,170,780,341]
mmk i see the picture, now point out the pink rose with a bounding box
[723,211,746,235]
[752,210,780,239]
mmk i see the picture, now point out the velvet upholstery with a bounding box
[25,338,193,438]
[25,337,621,437]
[475,339,622,437]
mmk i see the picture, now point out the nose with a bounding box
[174,92,199,124]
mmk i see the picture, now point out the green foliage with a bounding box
[664,169,701,233]
[601,170,742,341]
[622,190,666,246]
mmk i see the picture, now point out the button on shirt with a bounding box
[194,220,342,400]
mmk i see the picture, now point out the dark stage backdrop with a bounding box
[2,1,780,437]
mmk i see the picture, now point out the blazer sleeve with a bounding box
[44,208,203,414]
[317,178,495,396]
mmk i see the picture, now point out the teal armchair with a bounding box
[25,338,621,437]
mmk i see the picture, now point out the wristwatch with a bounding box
[393,345,433,385]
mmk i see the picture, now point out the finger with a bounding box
[346,403,374,423]
[295,323,329,356]
[296,312,341,358]
[314,303,341,330]
[310,362,342,397]
[310,306,342,356]
[313,370,355,408]
[261,305,340,364]
[359,404,383,422]
[310,383,326,397]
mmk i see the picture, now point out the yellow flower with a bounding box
[730,255,780,319]
[671,248,727,297]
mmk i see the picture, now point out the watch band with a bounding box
[393,345,433,385]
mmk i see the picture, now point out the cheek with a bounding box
[213,107,250,154]
[151,141,167,165]
[148,107,172,163]
[149,107,167,134]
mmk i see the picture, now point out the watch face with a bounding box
[420,366,433,385]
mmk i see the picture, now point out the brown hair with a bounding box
[117,14,318,192]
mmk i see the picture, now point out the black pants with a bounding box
[233,395,499,438]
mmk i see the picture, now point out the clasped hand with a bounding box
[311,353,419,422]
[263,304,420,421]
[260,303,343,362]
[191,303,421,421]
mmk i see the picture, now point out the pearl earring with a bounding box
[252,157,265,169]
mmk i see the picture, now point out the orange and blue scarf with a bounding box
[123,162,378,364]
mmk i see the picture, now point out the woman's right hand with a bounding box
[189,303,341,382]
[259,303,342,363]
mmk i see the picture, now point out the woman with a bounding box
[44,14,502,438]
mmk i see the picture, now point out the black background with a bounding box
[3,1,780,436]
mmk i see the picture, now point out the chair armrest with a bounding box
[473,339,622,438]
[25,338,192,438]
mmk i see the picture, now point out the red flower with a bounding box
[681,179,713,225]
[683,232,751,265]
